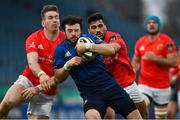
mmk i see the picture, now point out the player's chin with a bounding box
[96,34,103,39]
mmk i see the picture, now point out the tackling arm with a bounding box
[27,52,48,77]
[91,43,120,57]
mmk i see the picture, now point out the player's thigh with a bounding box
[1,75,33,106]
[1,83,25,106]
[82,94,106,119]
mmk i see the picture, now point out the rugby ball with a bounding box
[77,37,96,61]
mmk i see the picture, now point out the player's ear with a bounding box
[41,20,45,27]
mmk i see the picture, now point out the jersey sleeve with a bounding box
[54,45,66,69]
[164,36,177,55]
[25,33,39,54]
[108,33,124,45]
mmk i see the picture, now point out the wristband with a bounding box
[63,62,71,71]
[37,85,43,91]
[37,70,46,77]
[85,43,92,52]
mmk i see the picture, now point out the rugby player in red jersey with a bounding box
[0,5,65,119]
[80,12,147,119]
[132,15,177,119]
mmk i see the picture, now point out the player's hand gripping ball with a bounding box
[77,37,96,61]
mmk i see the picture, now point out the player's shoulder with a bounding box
[106,31,121,38]
[159,32,173,42]
[136,35,146,45]
[26,29,43,40]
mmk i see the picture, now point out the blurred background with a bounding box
[0,0,180,119]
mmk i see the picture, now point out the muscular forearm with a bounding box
[154,57,177,67]
[29,62,43,76]
[92,43,120,57]
[27,52,45,77]
[54,68,69,83]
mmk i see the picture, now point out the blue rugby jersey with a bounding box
[54,34,118,94]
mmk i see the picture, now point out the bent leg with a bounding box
[0,84,25,118]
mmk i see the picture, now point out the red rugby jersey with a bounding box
[22,29,65,95]
[103,31,135,87]
[134,33,177,88]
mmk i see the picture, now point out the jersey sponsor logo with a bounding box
[29,42,36,48]
[156,44,163,50]
[38,44,44,49]
[166,43,174,51]
[83,100,88,105]
[65,51,72,57]
[139,46,145,51]
[109,35,117,41]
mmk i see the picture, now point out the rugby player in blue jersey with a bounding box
[21,15,142,119]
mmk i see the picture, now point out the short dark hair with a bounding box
[61,15,82,31]
[87,12,105,26]
[41,5,59,20]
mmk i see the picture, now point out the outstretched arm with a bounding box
[21,56,83,100]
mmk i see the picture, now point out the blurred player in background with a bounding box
[132,15,177,119]
[167,46,180,119]
[86,12,147,119]
[0,5,65,119]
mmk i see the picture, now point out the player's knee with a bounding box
[85,109,101,119]
[155,106,167,119]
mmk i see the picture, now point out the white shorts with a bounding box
[138,84,171,105]
[124,82,144,103]
[14,75,54,117]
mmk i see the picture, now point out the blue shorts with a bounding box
[81,84,137,118]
